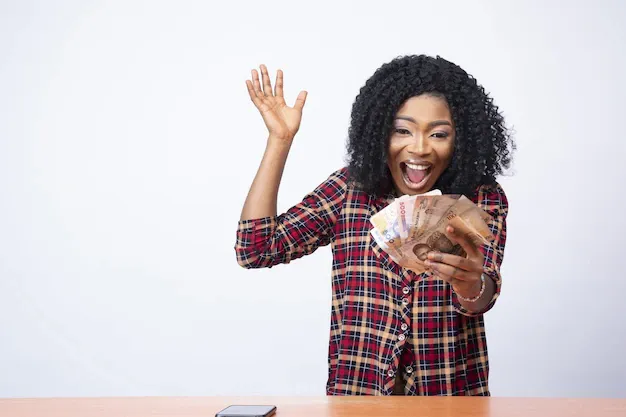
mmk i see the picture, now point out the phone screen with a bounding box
[215,405,276,417]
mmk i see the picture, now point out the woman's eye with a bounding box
[395,128,410,135]
[432,132,449,139]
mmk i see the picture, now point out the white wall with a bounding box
[1,0,625,398]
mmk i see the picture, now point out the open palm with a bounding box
[246,64,307,141]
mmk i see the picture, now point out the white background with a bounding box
[1,0,625,398]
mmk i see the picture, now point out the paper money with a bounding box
[370,228,401,263]
[370,199,403,255]
[370,191,494,275]
[397,195,412,240]
[408,194,457,242]
[397,189,442,240]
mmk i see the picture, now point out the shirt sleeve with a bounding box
[453,182,509,317]
[234,168,348,269]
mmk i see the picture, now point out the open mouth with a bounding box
[401,161,432,190]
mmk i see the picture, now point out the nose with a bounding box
[407,133,432,156]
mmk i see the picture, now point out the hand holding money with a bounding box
[370,191,494,277]
[424,225,486,300]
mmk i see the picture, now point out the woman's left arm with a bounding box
[424,184,509,316]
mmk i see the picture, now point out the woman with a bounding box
[235,55,513,396]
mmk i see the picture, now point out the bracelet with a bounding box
[456,274,486,303]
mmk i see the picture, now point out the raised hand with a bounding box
[246,64,308,142]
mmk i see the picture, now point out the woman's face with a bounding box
[387,94,455,196]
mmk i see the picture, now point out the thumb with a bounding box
[293,90,307,111]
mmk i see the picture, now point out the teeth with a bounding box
[405,163,430,170]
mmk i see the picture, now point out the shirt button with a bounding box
[402,298,409,306]
[402,286,410,295]
[401,323,408,331]
[388,369,395,378]
[406,366,414,374]
[398,334,406,341]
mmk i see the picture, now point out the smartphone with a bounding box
[215,405,277,417]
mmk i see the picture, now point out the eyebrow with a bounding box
[395,116,452,128]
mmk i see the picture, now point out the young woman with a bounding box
[235,55,513,396]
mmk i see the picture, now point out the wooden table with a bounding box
[1,396,625,417]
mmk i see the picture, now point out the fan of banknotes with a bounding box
[370,190,494,274]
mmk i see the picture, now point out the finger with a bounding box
[247,80,271,112]
[274,69,284,98]
[294,90,307,111]
[246,79,270,113]
[446,226,481,259]
[426,260,473,281]
[427,251,483,273]
[260,64,273,96]
[246,79,261,103]
[251,69,264,98]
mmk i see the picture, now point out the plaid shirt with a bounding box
[235,168,508,396]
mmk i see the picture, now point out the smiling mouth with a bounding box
[401,162,432,190]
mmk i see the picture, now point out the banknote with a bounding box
[397,189,442,240]
[423,195,493,247]
[408,195,457,242]
[370,199,403,255]
[370,228,401,262]
[370,192,494,275]
[373,190,443,243]
[397,195,412,240]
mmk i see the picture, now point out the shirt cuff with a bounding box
[235,216,277,249]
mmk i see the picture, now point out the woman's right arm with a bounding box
[240,64,308,221]
[236,65,346,269]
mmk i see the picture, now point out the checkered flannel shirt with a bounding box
[235,168,508,395]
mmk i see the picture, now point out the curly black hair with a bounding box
[345,54,514,199]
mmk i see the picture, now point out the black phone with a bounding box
[215,405,277,417]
